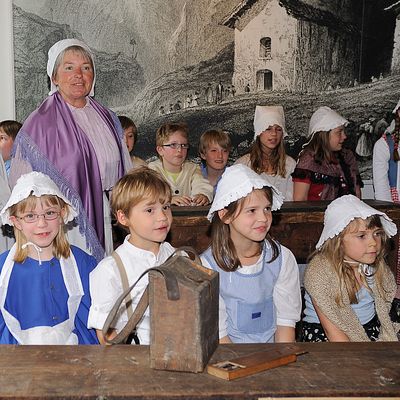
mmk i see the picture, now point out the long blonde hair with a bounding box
[210,187,279,272]
[248,136,287,176]
[9,195,70,262]
[316,215,390,306]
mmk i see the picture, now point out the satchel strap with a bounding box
[103,247,199,344]
[112,251,133,320]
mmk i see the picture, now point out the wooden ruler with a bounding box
[207,347,306,380]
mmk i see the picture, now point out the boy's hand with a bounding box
[172,195,192,206]
[191,194,210,206]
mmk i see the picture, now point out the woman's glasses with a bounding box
[17,210,61,223]
[162,143,189,150]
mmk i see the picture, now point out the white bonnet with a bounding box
[393,99,400,114]
[253,105,287,139]
[47,38,95,96]
[308,106,349,137]
[207,164,284,221]
[316,194,397,249]
[0,172,78,226]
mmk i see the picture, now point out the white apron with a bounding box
[0,244,84,344]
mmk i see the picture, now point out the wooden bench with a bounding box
[169,200,400,267]
[0,342,398,398]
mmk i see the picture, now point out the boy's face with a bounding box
[0,128,14,162]
[124,126,136,153]
[116,196,172,254]
[156,130,188,172]
[201,141,229,171]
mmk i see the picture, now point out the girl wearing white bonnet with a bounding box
[292,106,361,201]
[301,194,400,342]
[373,98,400,321]
[200,164,301,344]
[235,105,296,201]
[0,172,99,344]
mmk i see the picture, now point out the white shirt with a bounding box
[88,236,175,344]
[373,137,399,201]
[234,154,296,201]
[201,245,301,339]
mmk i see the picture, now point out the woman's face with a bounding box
[52,50,94,108]
[328,126,347,152]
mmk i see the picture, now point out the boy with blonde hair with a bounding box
[148,122,213,206]
[199,129,231,191]
[88,167,175,344]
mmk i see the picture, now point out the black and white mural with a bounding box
[13,0,400,179]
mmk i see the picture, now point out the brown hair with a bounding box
[0,120,22,140]
[302,130,337,165]
[111,167,172,230]
[316,215,390,305]
[9,195,70,262]
[118,115,138,143]
[199,129,232,155]
[210,187,279,272]
[155,122,188,147]
[248,136,287,177]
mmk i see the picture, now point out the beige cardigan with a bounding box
[304,253,400,341]
[148,159,213,201]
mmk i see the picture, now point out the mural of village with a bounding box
[13,0,400,179]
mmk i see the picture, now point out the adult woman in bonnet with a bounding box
[292,106,362,201]
[9,39,132,262]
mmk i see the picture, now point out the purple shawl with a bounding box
[14,92,125,262]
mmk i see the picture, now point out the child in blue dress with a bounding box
[0,172,98,344]
[201,164,301,343]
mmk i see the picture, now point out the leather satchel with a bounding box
[102,247,219,372]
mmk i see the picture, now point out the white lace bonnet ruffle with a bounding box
[47,38,96,96]
[0,172,78,226]
[253,105,287,139]
[304,106,349,148]
[207,164,284,221]
[316,194,397,249]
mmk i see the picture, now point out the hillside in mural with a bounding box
[132,74,400,181]
[13,5,145,122]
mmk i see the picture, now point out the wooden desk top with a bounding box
[171,200,400,219]
[0,342,399,399]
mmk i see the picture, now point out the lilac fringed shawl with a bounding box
[13,92,125,262]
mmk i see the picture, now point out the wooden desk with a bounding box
[0,342,398,399]
[169,200,400,265]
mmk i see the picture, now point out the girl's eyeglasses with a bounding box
[162,143,189,150]
[17,211,60,223]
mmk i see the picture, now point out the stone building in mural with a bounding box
[223,0,393,94]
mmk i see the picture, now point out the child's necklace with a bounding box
[344,259,376,285]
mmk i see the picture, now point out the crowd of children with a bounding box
[0,100,400,345]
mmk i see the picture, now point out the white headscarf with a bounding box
[316,194,397,249]
[207,164,283,221]
[253,105,287,139]
[0,172,78,226]
[307,106,349,141]
[47,38,96,96]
